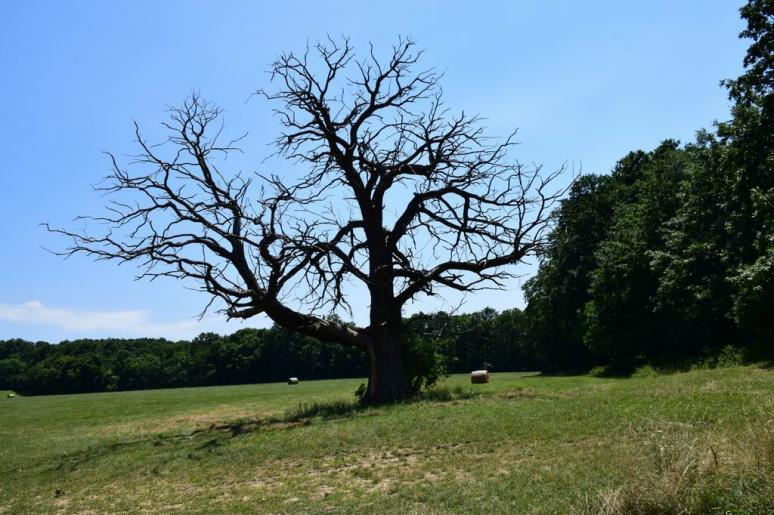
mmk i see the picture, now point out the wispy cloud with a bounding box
[0,301,244,340]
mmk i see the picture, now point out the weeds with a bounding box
[588,421,774,514]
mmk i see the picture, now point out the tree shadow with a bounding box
[43,400,368,473]
[42,385,548,474]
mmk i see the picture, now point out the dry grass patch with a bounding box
[585,419,774,514]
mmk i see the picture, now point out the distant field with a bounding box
[1,368,773,513]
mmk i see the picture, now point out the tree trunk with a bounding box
[363,329,411,404]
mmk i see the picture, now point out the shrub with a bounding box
[631,365,660,378]
[693,345,747,370]
[715,345,746,367]
[402,335,450,394]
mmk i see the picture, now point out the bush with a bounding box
[402,335,450,394]
[715,345,746,367]
[693,345,747,370]
[631,364,660,378]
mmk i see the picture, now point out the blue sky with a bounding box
[0,1,748,342]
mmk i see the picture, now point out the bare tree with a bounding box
[49,38,565,403]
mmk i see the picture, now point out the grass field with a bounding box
[1,367,773,513]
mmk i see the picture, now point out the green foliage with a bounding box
[693,345,748,370]
[0,328,369,395]
[0,308,533,396]
[632,364,666,378]
[0,357,25,390]
[584,141,691,369]
[403,308,536,375]
[402,334,449,393]
[354,382,367,400]
[733,246,774,336]
[716,345,747,367]
[523,1,773,373]
[523,174,615,372]
[400,307,535,394]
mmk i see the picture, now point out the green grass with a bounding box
[1,367,773,513]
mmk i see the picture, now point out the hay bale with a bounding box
[6,393,15,398]
[287,377,299,385]
[470,370,489,384]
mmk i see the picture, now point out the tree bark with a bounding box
[363,327,411,404]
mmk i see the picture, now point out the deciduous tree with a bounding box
[49,39,563,403]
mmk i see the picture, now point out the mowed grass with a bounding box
[1,367,773,513]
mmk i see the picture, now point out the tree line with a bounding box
[0,309,535,395]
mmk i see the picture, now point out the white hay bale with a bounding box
[6,393,15,398]
[470,370,489,384]
[287,377,299,385]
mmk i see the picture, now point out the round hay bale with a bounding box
[7,393,16,398]
[287,377,299,385]
[470,370,489,384]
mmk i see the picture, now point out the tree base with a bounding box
[363,338,412,405]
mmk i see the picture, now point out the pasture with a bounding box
[1,367,773,513]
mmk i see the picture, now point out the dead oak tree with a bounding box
[49,38,564,404]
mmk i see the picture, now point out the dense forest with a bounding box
[524,0,773,373]
[1,1,771,396]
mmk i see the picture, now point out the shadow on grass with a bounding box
[44,384,541,473]
[47,401,368,473]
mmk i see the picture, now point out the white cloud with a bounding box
[0,300,248,340]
